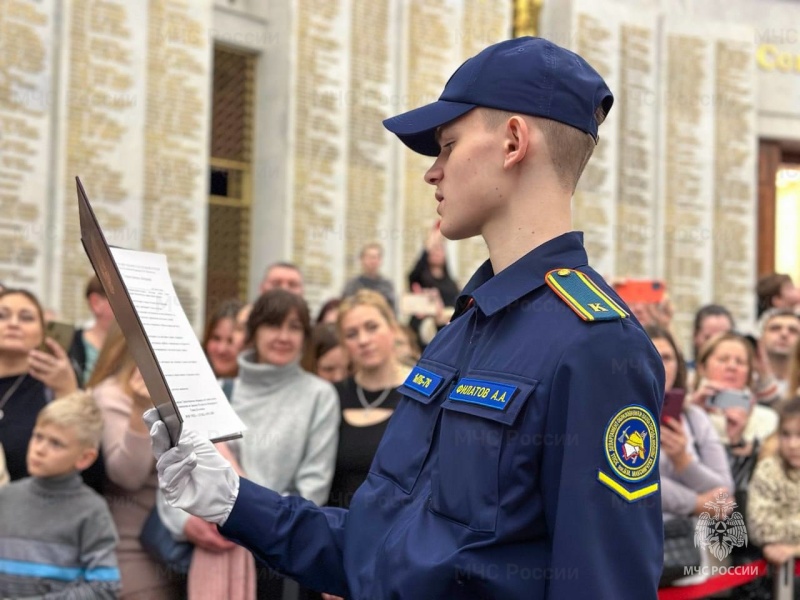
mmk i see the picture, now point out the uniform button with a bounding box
[557,269,571,276]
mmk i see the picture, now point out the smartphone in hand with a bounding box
[661,388,686,423]
[706,389,751,411]
[39,321,76,355]
[613,279,666,305]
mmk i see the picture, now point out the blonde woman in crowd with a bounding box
[0,289,78,482]
[87,324,188,599]
[318,291,411,600]
[690,332,778,523]
[692,332,778,450]
[327,290,412,510]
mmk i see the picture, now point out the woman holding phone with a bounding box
[690,331,779,535]
[691,332,778,450]
[0,288,78,482]
[646,326,732,517]
[646,325,733,586]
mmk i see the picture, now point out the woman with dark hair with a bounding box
[407,223,459,348]
[315,298,341,325]
[646,326,732,516]
[202,298,244,379]
[225,289,340,599]
[646,325,733,586]
[691,305,735,363]
[301,323,349,383]
[0,288,78,482]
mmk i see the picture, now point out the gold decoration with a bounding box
[513,0,543,38]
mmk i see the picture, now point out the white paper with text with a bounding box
[110,247,245,440]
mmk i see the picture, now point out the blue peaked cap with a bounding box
[383,37,613,157]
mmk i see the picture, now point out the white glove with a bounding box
[144,408,240,526]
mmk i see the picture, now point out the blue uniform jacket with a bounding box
[220,232,665,599]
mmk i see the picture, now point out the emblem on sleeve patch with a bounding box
[545,268,628,321]
[597,405,660,503]
[603,405,658,482]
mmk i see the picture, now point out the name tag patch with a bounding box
[449,378,517,410]
[402,366,444,397]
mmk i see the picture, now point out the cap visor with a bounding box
[383,100,476,156]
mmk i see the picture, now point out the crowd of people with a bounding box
[1,237,798,599]
[0,226,462,599]
[633,275,800,596]
[0,36,799,595]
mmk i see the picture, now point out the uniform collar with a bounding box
[456,232,588,318]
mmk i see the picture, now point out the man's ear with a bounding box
[503,116,531,169]
[75,447,98,472]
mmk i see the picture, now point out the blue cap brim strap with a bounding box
[382,100,476,156]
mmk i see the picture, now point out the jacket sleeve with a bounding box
[660,472,699,517]
[219,478,350,597]
[676,407,734,494]
[295,384,340,506]
[543,322,664,599]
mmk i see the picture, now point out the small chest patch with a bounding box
[402,366,444,397]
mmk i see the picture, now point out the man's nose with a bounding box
[424,158,443,185]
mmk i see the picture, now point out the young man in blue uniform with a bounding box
[145,36,665,598]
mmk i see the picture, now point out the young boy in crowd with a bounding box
[0,391,121,598]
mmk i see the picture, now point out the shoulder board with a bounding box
[545,268,628,322]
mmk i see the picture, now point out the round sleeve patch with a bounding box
[604,405,658,482]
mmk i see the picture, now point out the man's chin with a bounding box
[439,223,477,242]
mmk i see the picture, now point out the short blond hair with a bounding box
[36,391,104,449]
[480,108,597,192]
